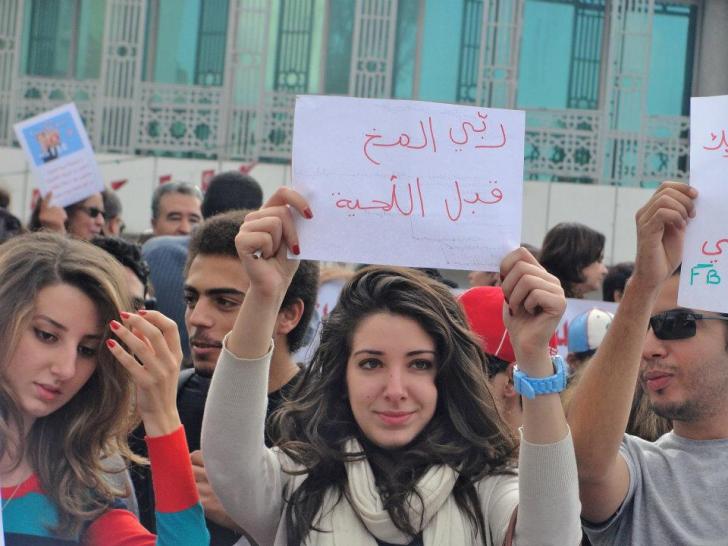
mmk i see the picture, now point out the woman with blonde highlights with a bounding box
[0,232,208,545]
[202,188,582,545]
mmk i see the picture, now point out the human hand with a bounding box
[632,181,697,290]
[500,247,565,371]
[235,187,313,301]
[190,450,245,532]
[38,191,67,233]
[106,310,182,437]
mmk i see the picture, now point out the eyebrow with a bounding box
[351,349,436,357]
[183,286,245,298]
[36,315,103,340]
[37,314,67,331]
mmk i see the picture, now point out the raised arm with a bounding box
[102,310,209,546]
[499,247,581,545]
[567,181,696,523]
[201,187,311,545]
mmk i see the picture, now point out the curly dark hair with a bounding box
[269,266,517,544]
[91,236,149,288]
[539,222,605,298]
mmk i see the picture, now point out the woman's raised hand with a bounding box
[106,310,183,437]
[235,187,313,299]
[38,192,67,233]
[500,247,565,370]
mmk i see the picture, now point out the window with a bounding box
[517,0,605,110]
[144,0,228,85]
[24,0,105,79]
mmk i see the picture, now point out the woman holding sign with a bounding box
[29,191,106,241]
[201,187,581,545]
[0,232,208,545]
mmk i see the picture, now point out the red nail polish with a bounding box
[109,320,121,330]
[292,244,300,255]
[120,311,130,319]
[303,208,313,219]
[106,339,116,349]
[138,309,147,315]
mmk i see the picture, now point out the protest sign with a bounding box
[554,299,619,359]
[13,103,104,208]
[678,95,728,312]
[292,96,525,270]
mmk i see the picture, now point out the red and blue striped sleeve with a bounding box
[85,427,209,546]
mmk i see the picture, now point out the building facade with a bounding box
[1,0,726,187]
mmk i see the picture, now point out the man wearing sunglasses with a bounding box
[568,182,728,545]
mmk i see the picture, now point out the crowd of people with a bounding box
[0,174,723,546]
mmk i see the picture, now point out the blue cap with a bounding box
[568,308,614,353]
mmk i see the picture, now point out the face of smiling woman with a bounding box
[4,283,102,428]
[345,312,438,449]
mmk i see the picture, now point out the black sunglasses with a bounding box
[648,308,728,340]
[79,206,107,220]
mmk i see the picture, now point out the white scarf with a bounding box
[306,439,476,546]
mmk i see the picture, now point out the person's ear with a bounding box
[503,363,518,398]
[275,298,304,337]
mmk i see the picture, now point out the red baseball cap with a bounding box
[459,286,558,363]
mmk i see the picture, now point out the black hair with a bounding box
[91,236,149,288]
[539,222,605,298]
[201,171,263,218]
[602,262,634,302]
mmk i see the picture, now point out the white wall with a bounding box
[0,146,652,266]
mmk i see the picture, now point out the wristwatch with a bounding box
[513,355,567,399]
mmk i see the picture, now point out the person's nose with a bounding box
[177,217,192,235]
[642,327,669,361]
[50,346,78,382]
[383,366,407,402]
[186,299,214,329]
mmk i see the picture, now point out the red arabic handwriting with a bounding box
[363,112,508,165]
[701,238,728,256]
[703,130,728,157]
[448,111,507,150]
[363,117,437,166]
[334,177,503,222]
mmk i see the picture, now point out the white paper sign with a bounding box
[678,96,728,312]
[293,279,347,364]
[292,96,525,270]
[554,299,619,358]
[13,103,104,208]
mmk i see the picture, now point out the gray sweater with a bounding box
[201,343,582,546]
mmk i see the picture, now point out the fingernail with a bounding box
[120,311,130,319]
[109,320,121,330]
[138,309,147,315]
[303,208,313,219]
[292,244,300,255]
[106,339,117,349]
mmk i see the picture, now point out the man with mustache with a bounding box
[568,182,728,545]
[134,210,319,545]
